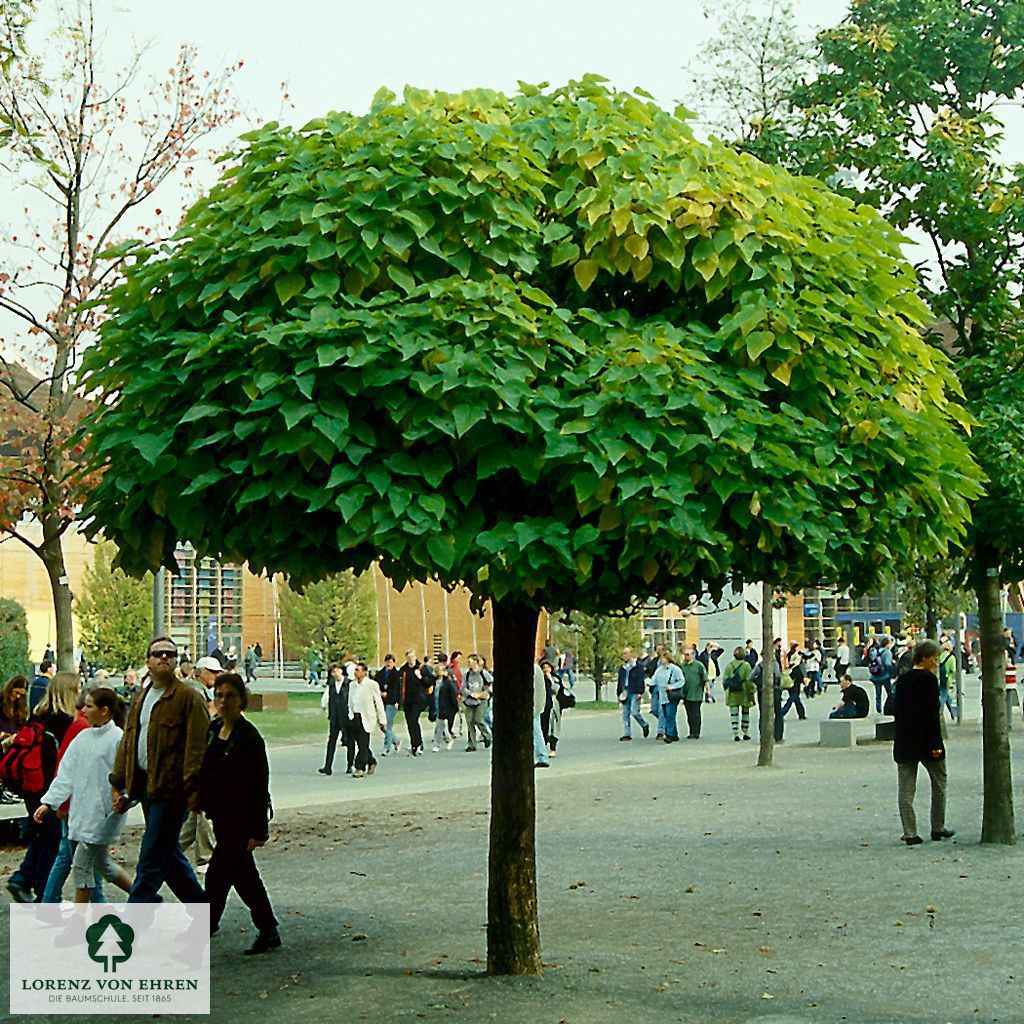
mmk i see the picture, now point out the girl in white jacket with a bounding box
[35,687,132,904]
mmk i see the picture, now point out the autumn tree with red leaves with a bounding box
[0,1,240,669]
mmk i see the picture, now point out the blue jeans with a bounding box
[829,704,861,719]
[127,798,206,904]
[662,697,679,739]
[558,668,576,689]
[533,715,549,766]
[620,694,648,737]
[939,687,957,720]
[872,678,894,712]
[42,818,105,903]
[383,703,399,750]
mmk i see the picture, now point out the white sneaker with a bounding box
[394,740,401,753]
[445,738,454,750]
[381,748,389,757]
[432,744,440,752]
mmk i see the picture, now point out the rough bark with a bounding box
[757,581,776,767]
[973,544,1016,845]
[487,598,542,975]
[40,512,74,673]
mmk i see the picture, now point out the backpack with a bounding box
[868,648,886,678]
[0,722,58,799]
[939,652,954,688]
[724,667,745,692]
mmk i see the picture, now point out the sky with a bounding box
[100,0,850,126]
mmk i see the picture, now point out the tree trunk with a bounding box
[757,581,776,767]
[924,568,939,640]
[973,545,1016,845]
[487,597,542,975]
[40,514,75,673]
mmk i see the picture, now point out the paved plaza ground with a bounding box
[3,680,1022,1023]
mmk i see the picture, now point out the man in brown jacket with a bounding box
[111,636,210,903]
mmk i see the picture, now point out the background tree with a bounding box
[0,596,31,679]
[0,0,240,671]
[756,0,1024,846]
[278,571,377,668]
[76,539,151,671]
[552,609,642,700]
[685,0,815,144]
[80,81,979,973]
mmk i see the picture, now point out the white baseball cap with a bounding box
[194,656,224,674]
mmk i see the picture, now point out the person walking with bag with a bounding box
[461,654,493,752]
[679,648,708,739]
[650,652,683,743]
[722,647,755,741]
[199,673,279,954]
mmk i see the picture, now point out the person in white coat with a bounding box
[348,662,387,778]
[35,688,132,903]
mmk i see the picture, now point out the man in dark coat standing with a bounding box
[319,663,353,775]
[893,639,955,846]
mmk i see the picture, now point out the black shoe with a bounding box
[931,829,956,841]
[734,735,741,742]
[6,879,33,904]
[619,735,631,741]
[535,761,550,768]
[318,767,332,776]
[244,929,281,955]
[346,766,354,773]
[902,835,924,846]
[641,723,650,738]
[743,735,751,741]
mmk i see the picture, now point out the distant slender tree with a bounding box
[0,0,240,671]
[278,571,377,667]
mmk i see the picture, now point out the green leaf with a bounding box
[275,273,305,305]
[387,264,416,294]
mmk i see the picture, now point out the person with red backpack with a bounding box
[2,672,77,902]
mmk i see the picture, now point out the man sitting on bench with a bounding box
[829,674,870,719]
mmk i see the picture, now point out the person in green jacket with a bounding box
[721,646,755,741]
[679,648,709,739]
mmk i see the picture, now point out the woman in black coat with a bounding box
[198,674,279,954]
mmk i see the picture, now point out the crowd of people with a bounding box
[0,639,279,956]
[317,645,575,775]
[0,621,976,950]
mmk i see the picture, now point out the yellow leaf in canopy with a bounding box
[598,503,623,532]
[611,208,631,235]
[643,557,658,584]
[895,392,922,413]
[574,259,599,291]
[581,149,604,170]
[750,491,761,517]
[770,358,795,385]
[624,235,649,260]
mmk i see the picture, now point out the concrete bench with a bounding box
[247,692,288,712]
[819,717,875,748]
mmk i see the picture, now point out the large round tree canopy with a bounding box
[81,79,979,611]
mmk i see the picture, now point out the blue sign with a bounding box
[803,602,821,617]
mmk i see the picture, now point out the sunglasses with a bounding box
[148,649,179,660]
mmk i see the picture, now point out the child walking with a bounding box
[34,688,133,903]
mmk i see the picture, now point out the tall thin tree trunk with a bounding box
[757,581,776,767]
[973,544,1015,845]
[487,597,542,975]
[40,513,74,673]
[924,567,939,640]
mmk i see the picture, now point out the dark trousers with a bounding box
[781,687,805,719]
[872,678,894,713]
[324,719,354,772]
[406,707,424,752]
[353,714,377,771]
[10,796,61,899]
[684,699,702,738]
[128,797,206,904]
[206,822,276,934]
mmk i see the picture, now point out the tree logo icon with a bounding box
[85,915,135,973]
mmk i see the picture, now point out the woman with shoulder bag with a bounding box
[651,652,684,743]
[722,647,756,741]
[199,674,279,956]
